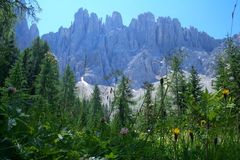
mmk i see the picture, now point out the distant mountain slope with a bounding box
[15,16,39,51]
[15,8,223,88]
[75,74,214,108]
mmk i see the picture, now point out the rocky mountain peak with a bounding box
[16,8,222,88]
[105,11,123,30]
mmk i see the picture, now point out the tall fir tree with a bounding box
[0,32,19,85]
[5,55,27,90]
[170,54,188,115]
[35,52,60,108]
[88,85,104,129]
[214,56,229,91]
[188,66,202,103]
[60,64,76,111]
[225,39,240,113]
[112,76,134,130]
[141,82,154,132]
[29,37,50,93]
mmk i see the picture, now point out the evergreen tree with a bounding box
[35,52,60,108]
[60,64,76,111]
[188,66,202,103]
[112,76,134,130]
[21,48,33,91]
[30,37,50,93]
[0,33,19,85]
[170,54,188,115]
[141,82,154,132]
[5,55,27,90]
[225,39,240,114]
[214,56,229,91]
[88,85,104,129]
[79,99,89,129]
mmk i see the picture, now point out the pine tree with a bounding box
[225,39,240,114]
[170,54,188,115]
[29,37,50,94]
[0,33,19,85]
[188,66,202,103]
[79,99,89,129]
[214,56,229,91]
[141,82,154,132]
[60,64,76,111]
[35,52,60,108]
[112,76,134,130]
[5,55,27,90]
[21,48,34,91]
[88,85,104,129]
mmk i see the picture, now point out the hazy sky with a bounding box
[36,0,240,39]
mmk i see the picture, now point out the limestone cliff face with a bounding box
[15,16,39,51]
[16,8,222,88]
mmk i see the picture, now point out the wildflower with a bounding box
[222,88,230,98]
[229,76,234,81]
[200,120,207,127]
[172,128,180,142]
[120,127,129,135]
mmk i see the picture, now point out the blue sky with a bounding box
[36,0,240,39]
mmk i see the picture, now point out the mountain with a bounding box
[15,15,39,51]
[16,8,223,88]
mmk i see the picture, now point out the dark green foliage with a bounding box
[60,64,76,111]
[170,54,188,115]
[29,37,50,93]
[35,52,59,107]
[88,85,104,129]
[112,76,134,130]
[0,33,19,85]
[188,66,202,103]
[141,82,155,131]
[214,56,228,90]
[5,55,27,90]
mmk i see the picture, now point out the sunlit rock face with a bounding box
[15,15,39,51]
[16,8,222,88]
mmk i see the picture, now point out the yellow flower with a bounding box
[172,128,180,142]
[172,128,180,135]
[200,120,207,127]
[222,88,230,96]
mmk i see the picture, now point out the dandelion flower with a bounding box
[172,128,180,142]
[222,88,230,97]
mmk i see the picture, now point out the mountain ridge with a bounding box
[15,8,222,88]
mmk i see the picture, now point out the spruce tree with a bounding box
[188,66,202,103]
[60,64,76,111]
[88,85,104,129]
[0,33,19,85]
[5,55,27,90]
[112,76,134,130]
[214,56,229,91]
[170,54,188,115]
[29,37,50,93]
[141,82,154,132]
[35,52,60,108]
